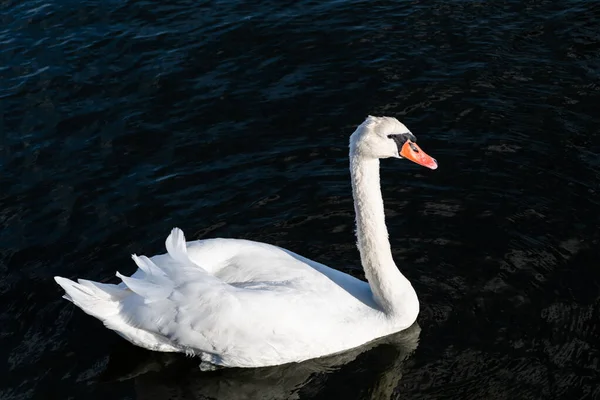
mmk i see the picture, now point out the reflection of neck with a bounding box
[349,149,418,319]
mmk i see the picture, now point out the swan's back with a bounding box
[183,238,369,294]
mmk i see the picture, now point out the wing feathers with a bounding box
[166,227,203,269]
[164,228,224,285]
[116,272,172,302]
[166,228,188,262]
[131,254,169,282]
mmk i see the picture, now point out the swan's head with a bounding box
[349,115,438,169]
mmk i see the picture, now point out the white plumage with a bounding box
[55,116,437,368]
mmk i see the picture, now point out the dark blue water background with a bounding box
[1,0,599,399]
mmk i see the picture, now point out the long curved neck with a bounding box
[349,150,418,318]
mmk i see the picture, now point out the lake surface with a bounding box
[1,0,599,399]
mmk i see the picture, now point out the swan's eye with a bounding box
[387,134,404,141]
[388,133,416,143]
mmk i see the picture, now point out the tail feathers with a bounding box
[54,276,121,320]
[55,276,181,353]
[77,279,129,300]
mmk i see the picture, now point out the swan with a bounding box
[54,115,438,369]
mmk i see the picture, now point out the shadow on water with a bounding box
[100,324,421,400]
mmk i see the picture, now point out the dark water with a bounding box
[1,0,600,398]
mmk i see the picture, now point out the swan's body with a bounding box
[55,116,438,368]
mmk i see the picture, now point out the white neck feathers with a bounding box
[349,146,418,321]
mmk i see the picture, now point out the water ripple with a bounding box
[1,0,599,399]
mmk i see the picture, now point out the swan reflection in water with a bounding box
[101,323,420,400]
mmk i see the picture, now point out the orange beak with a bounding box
[400,141,438,170]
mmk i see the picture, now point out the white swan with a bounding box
[54,115,438,368]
